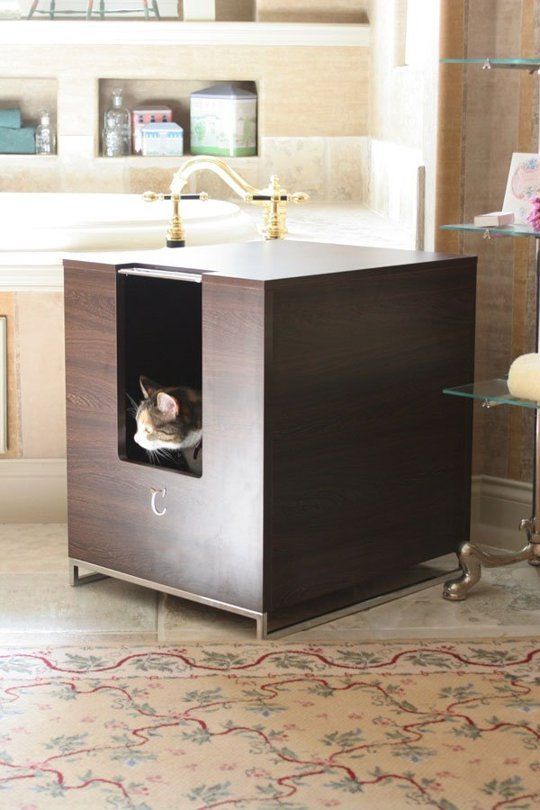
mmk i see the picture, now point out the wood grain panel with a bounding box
[265,261,476,614]
[65,261,265,612]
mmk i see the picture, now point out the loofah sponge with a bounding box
[508,353,540,401]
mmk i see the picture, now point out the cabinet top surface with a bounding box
[66,240,473,282]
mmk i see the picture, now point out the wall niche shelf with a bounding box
[98,78,258,157]
[0,76,57,157]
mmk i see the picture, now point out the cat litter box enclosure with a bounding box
[64,240,476,638]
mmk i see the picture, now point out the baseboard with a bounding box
[471,474,533,551]
[0,462,532,540]
[0,458,67,523]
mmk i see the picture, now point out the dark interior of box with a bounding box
[118,273,202,476]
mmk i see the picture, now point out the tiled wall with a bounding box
[0,41,369,196]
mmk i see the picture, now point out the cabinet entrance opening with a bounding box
[117,269,202,477]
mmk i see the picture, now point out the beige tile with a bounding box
[362,564,540,640]
[326,137,365,201]
[17,292,66,458]
[157,594,254,642]
[0,571,158,636]
[0,523,67,572]
[260,137,326,198]
[0,161,62,193]
[57,75,98,138]
[288,610,377,642]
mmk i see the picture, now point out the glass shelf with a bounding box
[441,57,540,72]
[443,378,540,410]
[441,223,540,239]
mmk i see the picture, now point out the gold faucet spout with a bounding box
[170,155,309,241]
[170,156,258,202]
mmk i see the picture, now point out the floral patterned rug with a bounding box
[0,639,539,809]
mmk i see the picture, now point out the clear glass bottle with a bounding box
[102,87,131,157]
[35,109,56,155]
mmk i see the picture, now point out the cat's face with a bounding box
[134,376,186,452]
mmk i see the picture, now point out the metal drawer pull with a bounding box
[150,487,167,516]
[118,267,202,283]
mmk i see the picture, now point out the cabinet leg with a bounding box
[255,613,268,640]
[443,519,539,601]
[69,560,109,587]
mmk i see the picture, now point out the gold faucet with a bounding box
[143,155,309,247]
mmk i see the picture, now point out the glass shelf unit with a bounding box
[443,379,540,410]
[441,223,540,239]
[441,57,540,72]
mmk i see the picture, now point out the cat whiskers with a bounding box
[146,447,178,466]
[126,392,139,419]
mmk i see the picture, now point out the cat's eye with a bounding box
[144,426,152,435]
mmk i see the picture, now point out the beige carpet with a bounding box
[0,639,539,809]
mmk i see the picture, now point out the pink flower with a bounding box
[527,197,540,231]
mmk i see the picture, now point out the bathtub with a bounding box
[0,192,258,253]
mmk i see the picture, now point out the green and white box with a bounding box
[190,83,257,158]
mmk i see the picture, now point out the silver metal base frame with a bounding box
[70,557,457,640]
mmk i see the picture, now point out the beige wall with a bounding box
[366,0,440,247]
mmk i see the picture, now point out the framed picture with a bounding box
[0,316,6,454]
[503,152,540,224]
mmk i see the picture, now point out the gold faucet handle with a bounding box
[143,190,209,203]
[288,191,310,204]
[143,190,165,203]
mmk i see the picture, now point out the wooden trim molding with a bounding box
[0,317,6,454]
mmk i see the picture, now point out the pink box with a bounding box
[132,107,173,154]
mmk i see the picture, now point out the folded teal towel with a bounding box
[0,109,21,129]
[0,126,36,154]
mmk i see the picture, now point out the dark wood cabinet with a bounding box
[64,240,476,637]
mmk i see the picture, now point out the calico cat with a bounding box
[134,375,202,473]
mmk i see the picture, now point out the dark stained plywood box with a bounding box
[64,240,477,637]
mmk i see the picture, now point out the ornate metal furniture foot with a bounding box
[443,519,540,600]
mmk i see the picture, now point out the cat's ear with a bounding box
[139,376,159,399]
[156,392,180,421]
